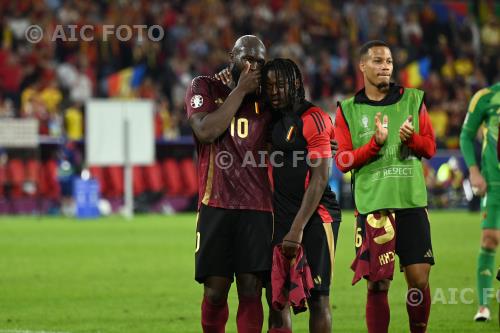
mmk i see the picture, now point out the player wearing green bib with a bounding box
[335,41,436,333]
[459,83,500,322]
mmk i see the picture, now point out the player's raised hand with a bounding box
[374,112,388,145]
[214,67,234,88]
[236,61,261,95]
[399,115,414,142]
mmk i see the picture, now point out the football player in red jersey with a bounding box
[262,58,341,333]
[335,40,435,333]
[185,35,273,333]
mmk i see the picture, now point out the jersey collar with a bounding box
[354,83,404,106]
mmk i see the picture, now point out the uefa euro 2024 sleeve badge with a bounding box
[191,95,203,109]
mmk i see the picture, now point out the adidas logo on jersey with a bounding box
[424,249,433,258]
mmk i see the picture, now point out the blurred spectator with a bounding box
[481,15,499,56]
[40,78,62,113]
[0,0,497,148]
[434,157,465,207]
[156,98,180,140]
[0,95,15,118]
[64,103,83,141]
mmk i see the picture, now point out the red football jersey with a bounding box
[351,212,396,285]
[185,76,272,212]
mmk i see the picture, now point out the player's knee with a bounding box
[368,279,391,291]
[308,293,331,317]
[205,291,227,305]
[204,287,229,305]
[407,276,429,291]
[481,235,499,249]
[236,274,262,298]
[204,277,231,305]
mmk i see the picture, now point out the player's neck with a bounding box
[364,83,388,102]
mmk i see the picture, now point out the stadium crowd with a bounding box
[0,0,498,206]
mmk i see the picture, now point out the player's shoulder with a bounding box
[468,87,494,112]
[338,96,355,111]
[403,87,425,100]
[189,75,223,94]
[474,86,494,100]
[301,105,333,134]
[302,105,331,122]
[397,86,424,94]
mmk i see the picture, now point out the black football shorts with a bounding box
[355,207,435,269]
[272,214,340,295]
[195,204,274,283]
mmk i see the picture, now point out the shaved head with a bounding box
[232,35,266,54]
[229,35,266,86]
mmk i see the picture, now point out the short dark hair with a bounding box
[261,58,305,108]
[359,40,389,59]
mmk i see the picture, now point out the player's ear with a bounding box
[294,78,300,90]
[359,60,365,73]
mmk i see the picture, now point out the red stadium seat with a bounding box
[105,166,124,198]
[179,158,197,196]
[25,159,41,196]
[96,166,149,198]
[161,158,182,195]
[89,166,105,195]
[40,160,60,200]
[133,166,145,196]
[0,163,5,198]
[6,159,24,198]
[143,163,164,193]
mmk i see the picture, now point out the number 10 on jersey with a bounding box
[230,117,248,138]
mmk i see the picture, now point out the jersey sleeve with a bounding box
[459,88,490,168]
[185,77,217,119]
[302,110,333,159]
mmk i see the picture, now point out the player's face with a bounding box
[265,69,289,109]
[360,46,393,90]
[230,45,266,83]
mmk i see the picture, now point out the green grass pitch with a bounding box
[0,211,499,333]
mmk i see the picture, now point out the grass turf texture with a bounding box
[0,211,498,333]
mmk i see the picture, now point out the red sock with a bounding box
[406,286,431,333]
[201,296,228,333]
[366,289,390,333]
[236,295,263,333]
[268,328,292,333]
